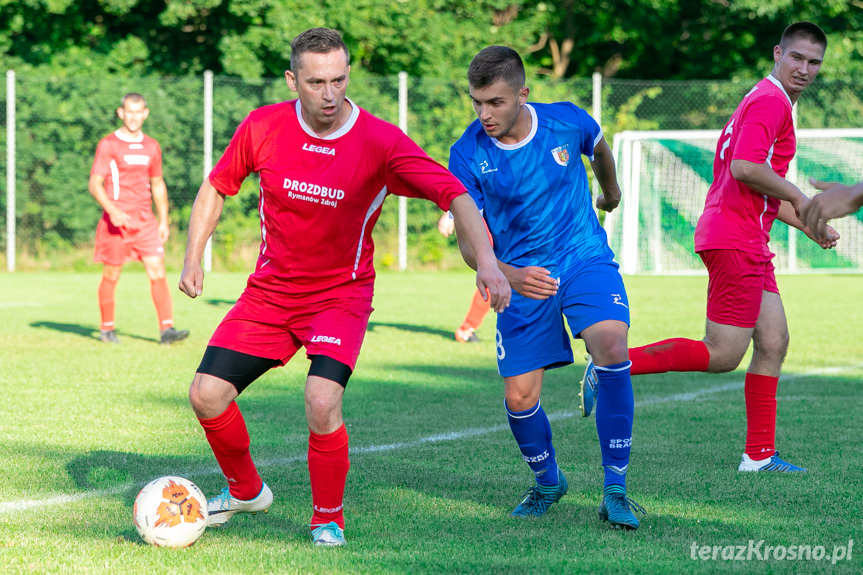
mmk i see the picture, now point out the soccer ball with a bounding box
[133,476,208,548]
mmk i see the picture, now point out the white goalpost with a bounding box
[607,128,863,275]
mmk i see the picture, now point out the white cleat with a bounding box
[738,452,806,472]
[311,521,346,546]
[207,483,274,527]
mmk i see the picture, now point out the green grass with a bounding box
[1,271,861,574]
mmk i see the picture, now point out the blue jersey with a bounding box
[449,102,615,278]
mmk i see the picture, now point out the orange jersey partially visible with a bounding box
[91,130,162,212]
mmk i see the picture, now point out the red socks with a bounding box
[198,401,263,500]
[744,373,778,458]
[462,289,491,331]
[150,277,174,330]
[629,338,710,376]
[98,276,118,331]
[308,424,350,529]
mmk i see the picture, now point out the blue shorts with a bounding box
[495,259,630,378]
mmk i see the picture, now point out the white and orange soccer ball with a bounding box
[133,476,208,548]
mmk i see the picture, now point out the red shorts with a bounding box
[699,249,778,329]
[208,288,374,370]
[94,210,163,265]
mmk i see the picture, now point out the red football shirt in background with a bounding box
[91,130,163,213]
[695,76,796,258]
[209,98,465,301]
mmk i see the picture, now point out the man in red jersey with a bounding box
[178,28,510,546]
[581,22,838,472]
[89,93,189,345]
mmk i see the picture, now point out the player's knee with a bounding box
[305,392,338,416]
[704,345,746,373]
[753,329,789,361]
[188,374,231,418]
[102,265,122,281]
[504,389,539,411]
[589,338,629,366]
[142,257,166,279]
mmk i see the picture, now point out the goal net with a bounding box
[606,128,863,274]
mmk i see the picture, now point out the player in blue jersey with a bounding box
[449,46,645,529]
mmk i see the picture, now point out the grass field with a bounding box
[1,270,861,574]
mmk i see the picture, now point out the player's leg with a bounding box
[141,254,189,344]
[702,320,755,373]
[193,295,301,526]
[738,290,804,472]
[628,337,711,375]
[305,362,350,546]
[455,289,490,342]
[191,347,279,526]
[498,294,571,517]
[98,264,122,342]
[627,249,758,376]
[94,216,127,343]
[302,296,372,545]
[505,369,569,517]
[580,320,644,529]
[562,262,644,528]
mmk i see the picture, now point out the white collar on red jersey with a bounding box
[765,75,793,106]
[295,97,360,140]
[113,129,145,143]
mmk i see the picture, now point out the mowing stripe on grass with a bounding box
[3,362,861,515]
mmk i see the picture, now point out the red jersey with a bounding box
[209,98,465,300]
[694,76,796,258]
[90,131,163,213]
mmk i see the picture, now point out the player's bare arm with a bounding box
[590,136,622,213]
[449,193,511,312]
[88,173,131,228]
[179,178,226,298]
[150,176,170,244]
[776,198,839,249]
[730,159,809,214]
[804,178,863,241]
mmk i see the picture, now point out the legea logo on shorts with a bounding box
[311,335,342,346]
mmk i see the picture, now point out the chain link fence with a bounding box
[1,72,861,271]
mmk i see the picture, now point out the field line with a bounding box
[2,361,861,516]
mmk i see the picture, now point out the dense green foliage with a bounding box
[3,0,861,80]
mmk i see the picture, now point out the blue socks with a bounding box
[594,361,634,490]
[506,400,560,486]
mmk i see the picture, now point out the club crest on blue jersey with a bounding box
[551,145,570,166]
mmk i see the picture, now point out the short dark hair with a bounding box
[290,27,350,72]
[779,21,828,52]
[120,93,146,107]
[467,46,525,90]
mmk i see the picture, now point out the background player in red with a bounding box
[178,28,510,547]
[437,211,490,342]
[88,93,189,345]
[581,22,838,473]
[803,178,863,241]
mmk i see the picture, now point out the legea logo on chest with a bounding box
[302,143,336,156]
